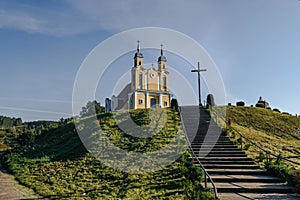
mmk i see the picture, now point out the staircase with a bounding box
[180,106,298,199]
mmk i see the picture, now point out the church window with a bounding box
[139,61,141,65]
[164,101,168,106]
[138,73,143,89]
[139,99,143,104]
[163,76,167,91]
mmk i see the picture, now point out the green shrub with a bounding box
[273,108,280,113]
[236,101,245,106]
[256,152,266,162]
[291,171,300,193]
[265,162,295,186]
[206,94,215,107]
[255,102,265,108]
[243,143,251,151]
[170,99,179,112]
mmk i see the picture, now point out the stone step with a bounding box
[209,175,283,183]
[192,138,231,142]
[198,157,253,164]
[191,144,238,148]
[192,141,233,144]
[191,142,234,145]
[203,154,248,158]
[215,182,294,193]
[201,164,260,169]
[180,106,295,197]
[198,160,254,165]
[192,148,241,151]
[193,137,231,140]
[218,193,300,200]
[192,151,246,155]
[207,169,266,176]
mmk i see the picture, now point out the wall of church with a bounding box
[159,73,169,92]
[136,93,146,109]
[134,70,146,90]
[162,95,170,108]
[148,95,159,108]
[147,69,159,91]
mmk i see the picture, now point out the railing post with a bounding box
[204,173,207,188]
[240,137,243,150]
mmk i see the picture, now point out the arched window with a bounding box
[163,76,167,91]
[138,72,143,89]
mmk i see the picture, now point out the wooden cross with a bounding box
[191,62,207,107]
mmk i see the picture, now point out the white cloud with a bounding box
[65,0,216,32]
[0,9,44,33]
[0,0,220,36]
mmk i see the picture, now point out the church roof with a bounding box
[134,51,144,59]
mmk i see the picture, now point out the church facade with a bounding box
[129,43,171,109]
[108,43,171,111]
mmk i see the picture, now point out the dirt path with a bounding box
[0,153,42,200]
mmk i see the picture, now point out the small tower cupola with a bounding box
[158,44,167,71]
[158,44,167,62]
[134,40,144,68]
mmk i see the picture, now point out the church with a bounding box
[105,42,171,112]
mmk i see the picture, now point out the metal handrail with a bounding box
[210,107,300,166]
[178,106,219,199]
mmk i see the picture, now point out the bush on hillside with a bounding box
[206,94,215,107]
[170,99,179,112]
[273,108,280,113]
[291,171,300,193]
[236,101,245,107]
[255,102,265,108]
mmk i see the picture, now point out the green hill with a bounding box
[217,106,300,189]
[2,108,214,199]
[225,106,300,169]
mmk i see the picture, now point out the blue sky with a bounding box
[0,0,300,121]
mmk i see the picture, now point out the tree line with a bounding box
[0,116,22,129]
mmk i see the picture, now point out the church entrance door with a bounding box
[150,98,157,108]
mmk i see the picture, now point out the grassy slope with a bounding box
[226,106,300,169]
[2,108,214,199]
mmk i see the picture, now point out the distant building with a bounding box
[105,42,171,112]
[257,96,270,108]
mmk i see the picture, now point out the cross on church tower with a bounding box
[137,40,140,51]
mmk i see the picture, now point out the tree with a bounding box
[206,94,215,107]
[171,99,179,112]
[80,100,105,117]
[18,130,35,146]
[14,118,22,126]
